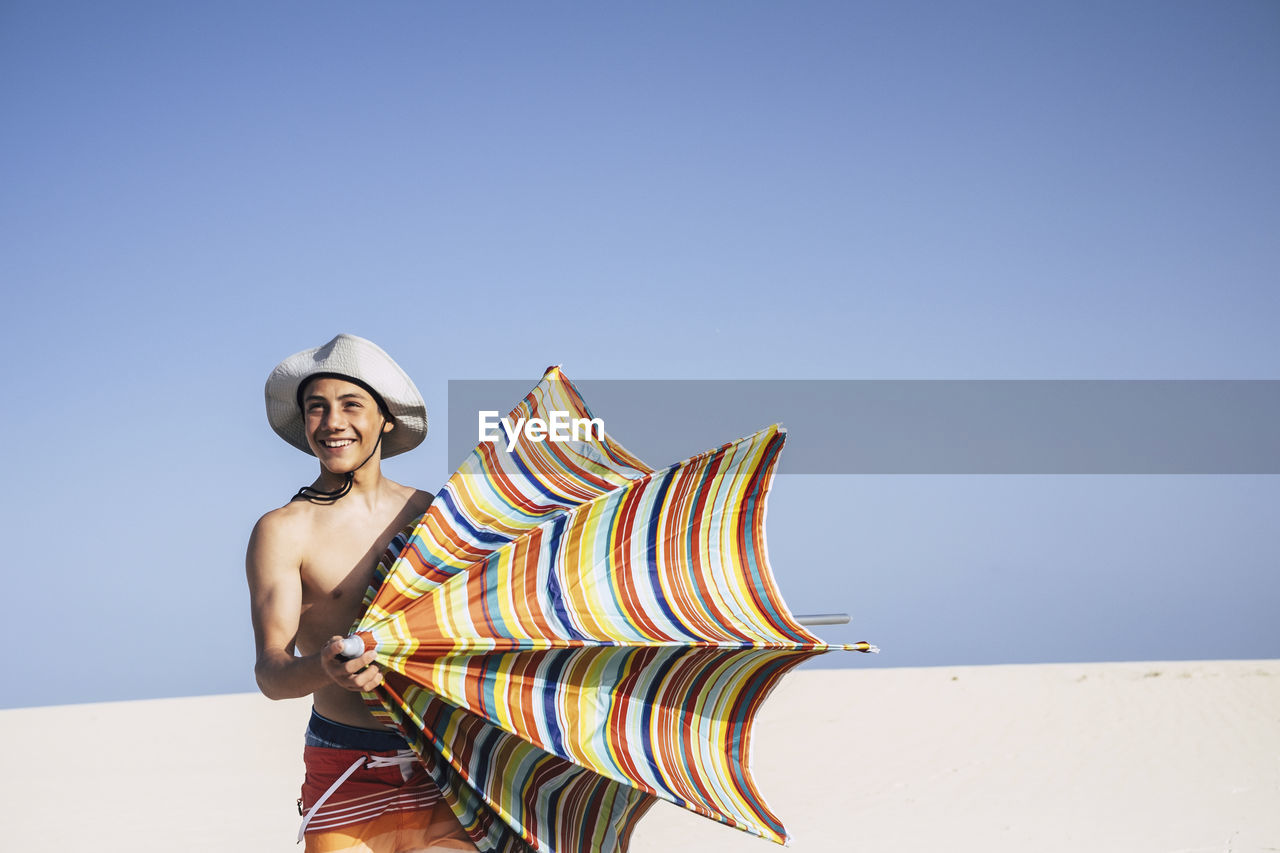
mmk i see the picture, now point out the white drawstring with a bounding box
[365,751,419,775]
[297,750,419,842]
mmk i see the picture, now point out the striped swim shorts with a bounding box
[298,710,474,852]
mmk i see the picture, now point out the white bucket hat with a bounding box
[265,334,427,459]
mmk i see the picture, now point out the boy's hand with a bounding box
[321,635,384,692]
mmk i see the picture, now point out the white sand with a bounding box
[2,660,1276,852]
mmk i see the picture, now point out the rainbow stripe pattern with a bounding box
[351,367,870,852]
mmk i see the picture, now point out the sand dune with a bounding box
[2,660,1275,852]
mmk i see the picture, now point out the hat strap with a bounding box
[291,421,387,504]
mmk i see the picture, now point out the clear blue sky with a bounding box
[1,1,1276,708]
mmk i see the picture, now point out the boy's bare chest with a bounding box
[303,542,380,598]
[297,517,398,634]
[289,490,431,648]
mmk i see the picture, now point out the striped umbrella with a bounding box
[342,367,874,852]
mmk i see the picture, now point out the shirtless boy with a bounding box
[247,334,474,852]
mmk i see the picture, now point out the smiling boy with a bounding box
[247,334,475,852]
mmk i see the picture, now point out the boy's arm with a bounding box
[246,512,381,699]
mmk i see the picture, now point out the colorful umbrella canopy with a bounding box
[345,368,874,852]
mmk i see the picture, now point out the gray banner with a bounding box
[447,380,1280,474]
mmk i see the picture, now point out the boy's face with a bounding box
[300,376,391,472]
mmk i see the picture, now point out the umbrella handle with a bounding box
[338,636,368,659]
[794,614,879,653]
[795,613,850,626]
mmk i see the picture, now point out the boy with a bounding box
[247,333,474,852]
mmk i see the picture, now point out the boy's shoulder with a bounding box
[258,494,315,522]
[249,497,318,550]
[400,484,436,514]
